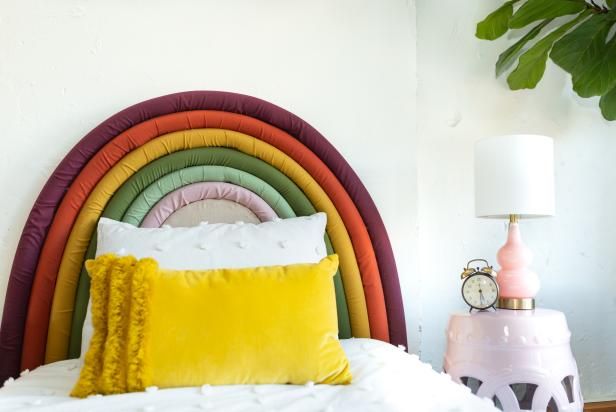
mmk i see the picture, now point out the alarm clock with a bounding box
[460,259,499,311]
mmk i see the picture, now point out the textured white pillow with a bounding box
[95,214,327,267]
[80,213,328,357]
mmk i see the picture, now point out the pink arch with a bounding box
[140,182,278,228]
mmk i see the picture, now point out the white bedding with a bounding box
[0,339,497,412]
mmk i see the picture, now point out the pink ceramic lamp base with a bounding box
[496,222,539,310]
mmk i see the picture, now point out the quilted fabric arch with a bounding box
[46,133,374,363]
[64,161,351,359]
[25,112,386,366]
[164,200,261,226]
[0,92,405,384]
[137,182,278,227]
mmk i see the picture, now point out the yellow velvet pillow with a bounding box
[71,254,351,397]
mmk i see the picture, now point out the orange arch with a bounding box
[22,111,387,370]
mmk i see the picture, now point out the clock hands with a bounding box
[479,288,486,306]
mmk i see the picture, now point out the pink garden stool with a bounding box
[444,309,583,412]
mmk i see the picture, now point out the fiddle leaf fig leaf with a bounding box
[477,0,616,120]
[551,14,611,72]
[600,85,616,120]
[476,0,518,40]
[551,14,616,97]
[571,34,616,97]
[496,19,551,77]
[509,0,587,29]
[507,12,590,89]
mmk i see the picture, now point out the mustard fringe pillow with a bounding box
[71,254,350,397]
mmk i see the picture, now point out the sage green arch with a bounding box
[68,147,351,357]
[123,166,295,226]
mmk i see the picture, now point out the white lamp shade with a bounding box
[474,134,555,218]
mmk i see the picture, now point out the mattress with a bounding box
[0,339,497,412]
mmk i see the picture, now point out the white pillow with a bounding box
[95,214,327,267]
[80,213,328,357]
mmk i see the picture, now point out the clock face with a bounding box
[462,273,498,310]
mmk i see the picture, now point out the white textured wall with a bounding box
[416,1,616,402]
[0,0,614,403]
[0,0,419,369]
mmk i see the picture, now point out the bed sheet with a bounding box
[0,339,497,412]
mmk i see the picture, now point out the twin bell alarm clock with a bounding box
[460,259,499,311]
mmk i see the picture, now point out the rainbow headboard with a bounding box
[0,91,406,383]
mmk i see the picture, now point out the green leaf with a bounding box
[551,14,611,72]
[507,12,590,89]
[476,1,518,40]
[496,19,552,77]
[551,14,616,97]
[608,0,616,10]
[509,0,587,29]
[600,85,616,120]
[572,35,616,97]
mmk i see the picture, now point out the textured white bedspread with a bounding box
[0,339,497,412]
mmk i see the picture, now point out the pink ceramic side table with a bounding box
[444,309,582,412]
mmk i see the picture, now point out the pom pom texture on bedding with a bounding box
[71,254,351,397]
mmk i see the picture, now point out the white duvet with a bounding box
[0,339,497,412]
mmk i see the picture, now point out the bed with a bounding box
[0,91,497,411]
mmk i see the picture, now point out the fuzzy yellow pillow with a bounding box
[71,254,351,397]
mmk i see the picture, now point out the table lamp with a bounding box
[474,134,555,310]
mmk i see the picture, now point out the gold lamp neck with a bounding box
[509,214,519,224]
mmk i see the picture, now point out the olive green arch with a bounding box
[67,148,352,357]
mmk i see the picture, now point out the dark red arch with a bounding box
[0,91,406,383]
